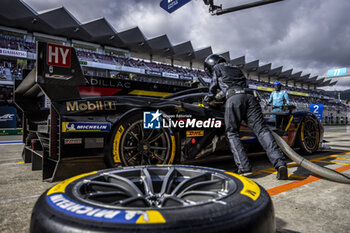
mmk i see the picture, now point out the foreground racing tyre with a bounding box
[30,165,275,233]
[297,115,320,155]
[105,112,176,167]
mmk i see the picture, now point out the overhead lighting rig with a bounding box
[203,0,285,15]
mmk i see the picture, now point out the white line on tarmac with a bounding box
[0,194,41,204]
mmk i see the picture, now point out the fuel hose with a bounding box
[271,130,350,184]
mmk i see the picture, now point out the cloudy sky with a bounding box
[23,0,350,90]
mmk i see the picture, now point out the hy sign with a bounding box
[47,43,71,68]
[160,0,192,13]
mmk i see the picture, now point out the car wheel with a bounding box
[30,165,275,233]
[105,112,176,167]
[298,115,320,154]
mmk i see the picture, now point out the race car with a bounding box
[15,42,324,181]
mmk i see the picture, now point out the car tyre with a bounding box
[105,112,176,167]
[297,115,320,155]
[30,165,275,233]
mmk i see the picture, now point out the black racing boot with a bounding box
[277,165,288,180]
[238,168,253,177]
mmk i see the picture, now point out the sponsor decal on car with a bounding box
[65,100,116,111]
[62,122,111,132]
[45,74,73,80]
[85,138,104,149]
[186,130,204,137]
[64,138,82,144]
[87,77,131,88]
[143,110,221,129]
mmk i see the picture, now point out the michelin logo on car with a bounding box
[143,110,221,129]
[62,122,111,132]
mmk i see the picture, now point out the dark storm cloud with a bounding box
[23,0,350,89]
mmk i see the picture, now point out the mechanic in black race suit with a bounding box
[203,54,288,179]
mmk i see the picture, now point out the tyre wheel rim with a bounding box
[303,119,318,150]
[74,166,237,209]
[120,120,171,166]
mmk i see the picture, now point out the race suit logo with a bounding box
[0,114,14,122]
[143,110,221,129]
[143,110,161,129]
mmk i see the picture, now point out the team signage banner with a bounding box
[0,106,17,128]
[289,91,309,97]
[179,75,193,80]
[0,48,27,58]
[145,70,162,77]
[257,86,274,92]
[86,61,117,70]
[121,66,145,74]
[162,72,179,79]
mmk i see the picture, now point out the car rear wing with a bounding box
[15,42,85,117]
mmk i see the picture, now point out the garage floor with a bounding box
[0,126,349,233]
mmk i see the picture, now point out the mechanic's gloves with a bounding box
[203,94,214,107]
[215,91,225,102]
[203,94,214,103]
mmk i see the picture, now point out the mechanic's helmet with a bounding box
[273,81,282,90]
[204,54,227,77]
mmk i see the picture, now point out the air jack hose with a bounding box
[271,130,350,184]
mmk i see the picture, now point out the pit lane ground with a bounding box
[0,126,349,233]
